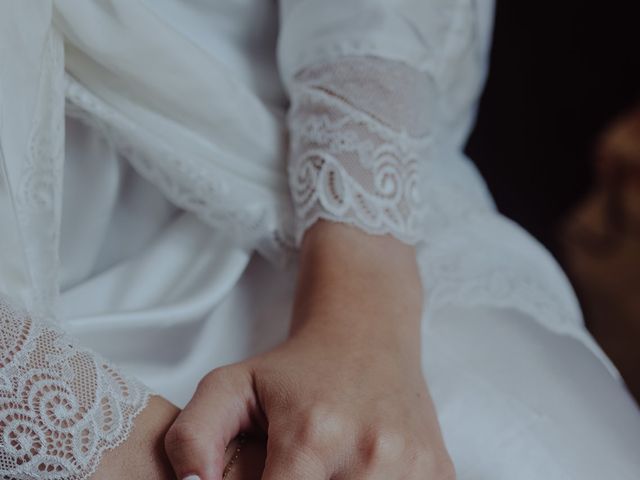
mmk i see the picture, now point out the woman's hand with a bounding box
[164,221,455,479]
[92,395,265,479]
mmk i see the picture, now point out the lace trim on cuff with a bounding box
[287,56,434,245]
[0,297,151,480]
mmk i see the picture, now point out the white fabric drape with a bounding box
[54,0,612,368]
[1,1,635,478]
[0,3,64,317]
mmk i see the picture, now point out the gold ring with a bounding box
[222,433,247,479]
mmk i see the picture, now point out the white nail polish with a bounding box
[182,476,201,480]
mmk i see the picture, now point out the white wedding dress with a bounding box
[1,1,639,478]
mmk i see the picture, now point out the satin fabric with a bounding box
[2,2,639,477]
[0,0,610,364]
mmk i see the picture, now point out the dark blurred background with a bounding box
[466,1,640,400]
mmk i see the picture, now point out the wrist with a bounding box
[290,220,423,348]
[298,220,422,295]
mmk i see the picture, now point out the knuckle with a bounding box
[295,406,347,452]
[199,365,244,392]
[201,366,232,386]
[359,428,406,466]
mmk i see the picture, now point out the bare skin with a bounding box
[92,396,266,479]
[91,220,453,479]
[92,396,179,480]
[163,220,454,479]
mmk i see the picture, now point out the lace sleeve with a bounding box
[286,55,434,245]
[0,296,151,479]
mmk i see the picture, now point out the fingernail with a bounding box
[182,476,201,480]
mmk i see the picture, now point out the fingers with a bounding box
[260,415,455,480]
[259,409,345,480]
[260,439,326,480]
[164,365,256,480]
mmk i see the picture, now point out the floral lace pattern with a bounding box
[0,296,151,479]
[287,56,435,245]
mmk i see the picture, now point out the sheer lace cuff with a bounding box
[0,296,151,479]
[286,56,435,246]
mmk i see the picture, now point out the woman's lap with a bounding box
[425,305,640,479]
[59,121,640,476]
[65,253,640,477]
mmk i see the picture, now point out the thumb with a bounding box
[164,365,257,480]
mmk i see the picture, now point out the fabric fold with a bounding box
[0,1,65,317]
